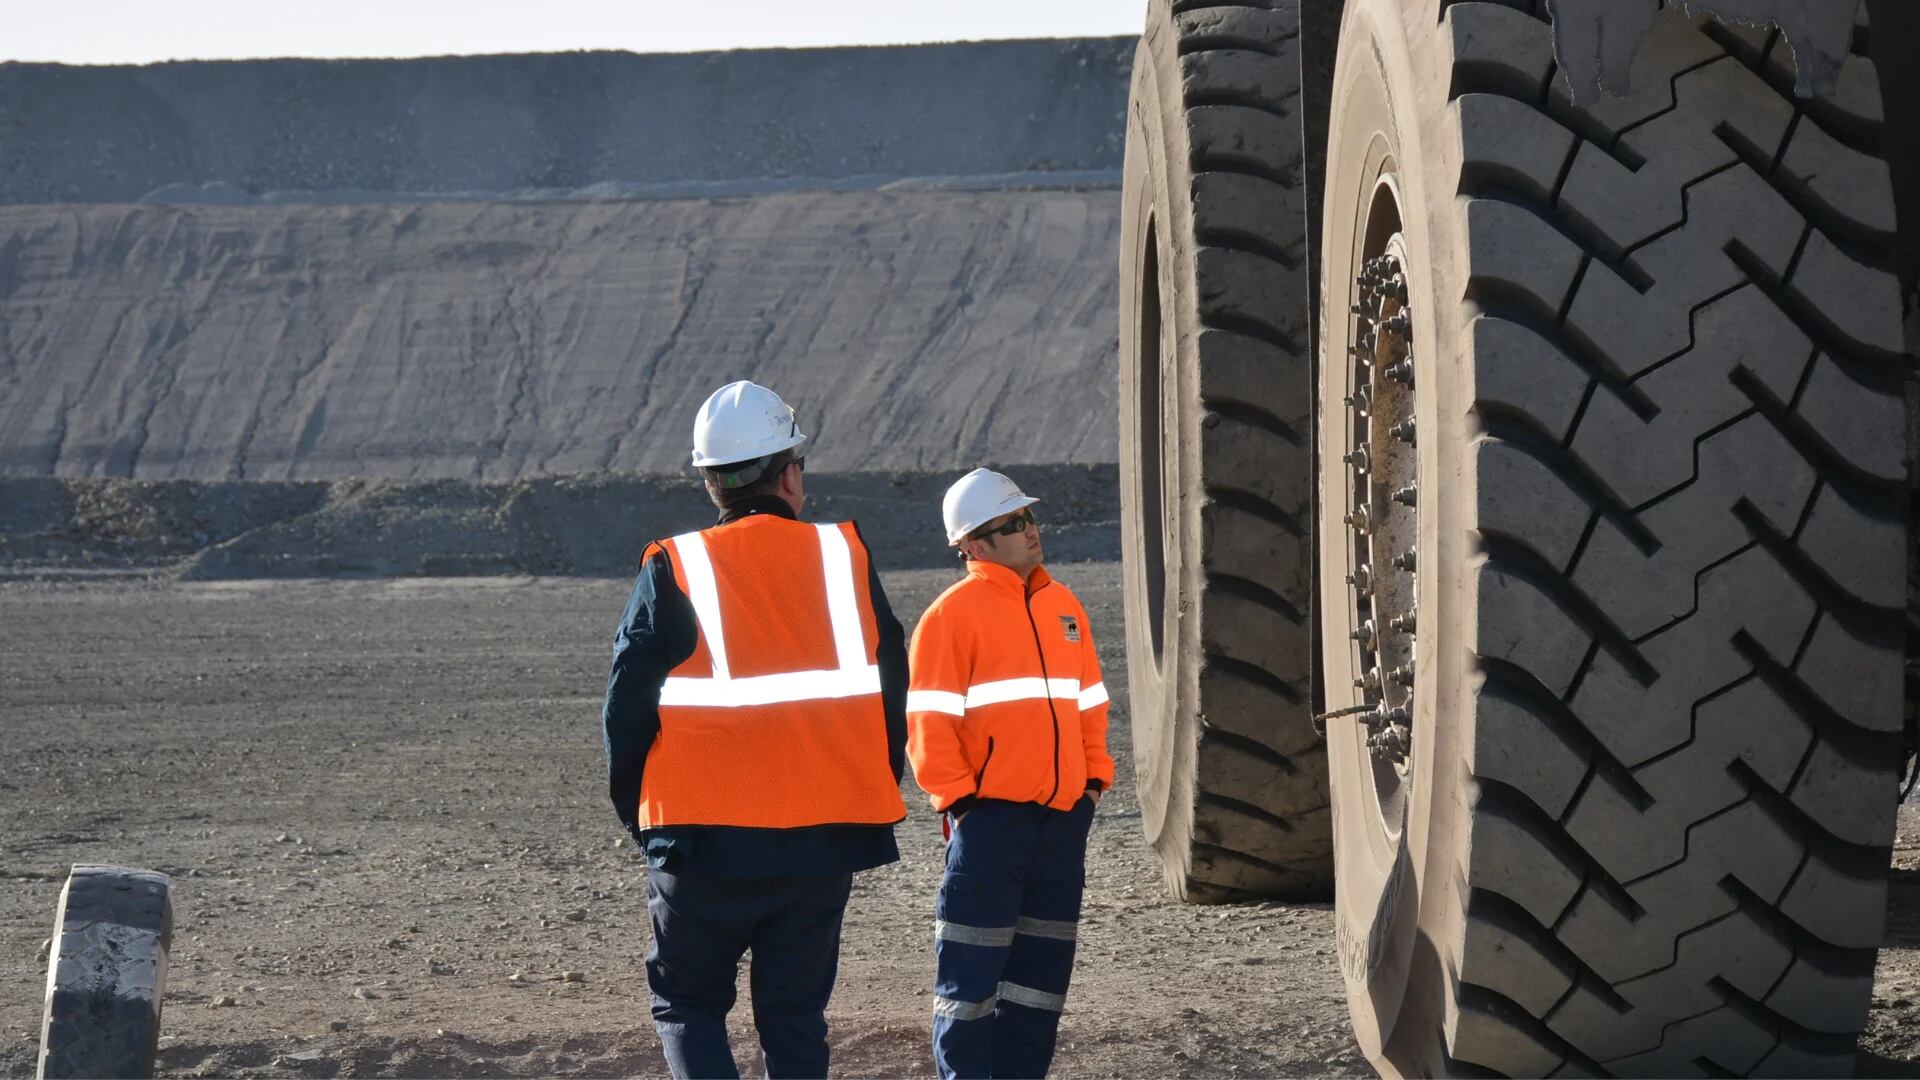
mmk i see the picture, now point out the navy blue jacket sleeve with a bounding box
[603,547,696,838]
[860,537,909,784]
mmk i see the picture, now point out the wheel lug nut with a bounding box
[1368,725,1410,760]
[1386,361,1415,385]
[1390,611,1416,634]
[1370,704,1410,728]
[1355,668,1381,693]
[1345,508,1371,534]
[1393,547,1417,572]
[1391,419,1416,445]
[1389,664,1414,687]
[1343,446,1369,471]
[1346,566,1372,595]
[1392,484,1417,507]
[1351,621,1376,646]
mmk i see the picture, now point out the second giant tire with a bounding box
[1119,0,1329,902]
[1320,1,1908,1076]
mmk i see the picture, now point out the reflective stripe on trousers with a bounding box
[933,917,1078,947]
[660,524,880,707]
[933,980,1066,1024]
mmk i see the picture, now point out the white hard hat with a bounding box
[691,381,811,470]
[942,468,1041,546]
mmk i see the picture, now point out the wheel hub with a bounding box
[1344,251,1417,770]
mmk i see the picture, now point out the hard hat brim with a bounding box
[690,431,810,470]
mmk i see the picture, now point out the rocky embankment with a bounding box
[0,464,1120,580]
[0,190,1121,481]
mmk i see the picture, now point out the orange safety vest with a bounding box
[906,561,1117,813]
[637,515,907,831]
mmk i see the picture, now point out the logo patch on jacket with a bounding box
[1060,615,1081,643]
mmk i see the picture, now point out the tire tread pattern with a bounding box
[1441,4,1905,1075]
[1130,0,1326,899]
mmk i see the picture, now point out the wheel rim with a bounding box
[1342,216,1419,842]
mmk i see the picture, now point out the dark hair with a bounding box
[701,449,796,509]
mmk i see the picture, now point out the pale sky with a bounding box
[2,1,1147,65]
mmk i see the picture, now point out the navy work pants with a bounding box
[932,796,1095,1079]
[645,868,853,1079]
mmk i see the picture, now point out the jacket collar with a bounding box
[717,496,798,526]
[966,559,1052,597]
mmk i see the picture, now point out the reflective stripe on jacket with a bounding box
[906,561,1116,813]
[637,515,909,830]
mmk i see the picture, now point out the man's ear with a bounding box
[778,460,802,498]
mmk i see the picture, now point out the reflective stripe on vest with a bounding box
[659,523,881,708]
[639,517,905,832]
[906,677,1104,717]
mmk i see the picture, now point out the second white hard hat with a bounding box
[942,468,1040,546]
[691,381,811,469]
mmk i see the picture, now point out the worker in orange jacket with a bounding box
[907,468,1116,1079]
[602,381,908,1080]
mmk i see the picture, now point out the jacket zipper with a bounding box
[1023,582,1064,806]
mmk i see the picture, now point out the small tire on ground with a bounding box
[38,866,173,1080]
[1118,0,1330,903]
[1319,2,1906,1076]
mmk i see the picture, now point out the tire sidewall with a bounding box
[1319,0,1462,1065]
[1119,4,1208,883]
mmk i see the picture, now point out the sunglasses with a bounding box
[974,509,1036,540]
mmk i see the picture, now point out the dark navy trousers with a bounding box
[933,796,1095,1079]
[645,868,853,1079]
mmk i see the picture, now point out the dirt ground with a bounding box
[2,565,1918,1078]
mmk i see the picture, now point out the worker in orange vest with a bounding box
[906,468,1117,1079]
[602,381,909,1080]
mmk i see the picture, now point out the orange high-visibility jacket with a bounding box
[906,561,1116,813]
[638,515,909,830]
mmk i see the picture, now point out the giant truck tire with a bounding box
[1319,1,1907,1075]
[1118,0,1329,902]
[38,866,172,1080]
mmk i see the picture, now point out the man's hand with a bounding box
[1085,786,1102,805]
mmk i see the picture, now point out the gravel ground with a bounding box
[1,566,1917,1077]
[0,565,1363,1079]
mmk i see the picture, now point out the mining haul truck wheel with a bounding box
[1319,1,1906,1075]
[38,866,172,1080]
[1119,0,1329,903]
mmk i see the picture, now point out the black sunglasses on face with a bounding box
[975,509,1036,540]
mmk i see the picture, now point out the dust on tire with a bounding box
[1119,0,1329,904]
[1318,2,1906,1075]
